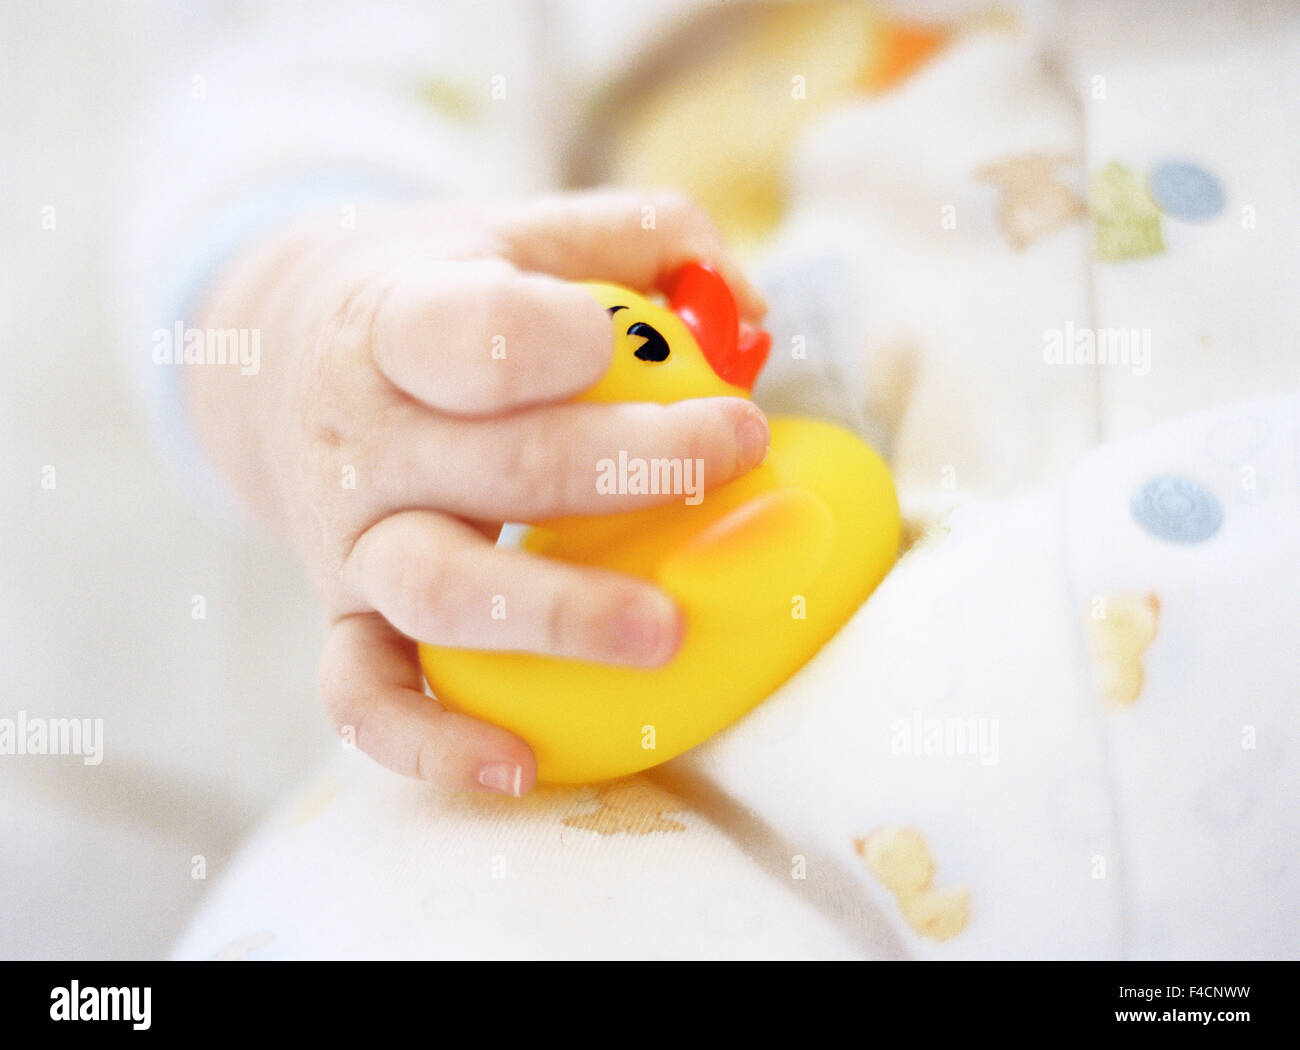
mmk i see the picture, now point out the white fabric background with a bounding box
[3,0,1297,958]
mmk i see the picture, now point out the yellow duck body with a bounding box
[419,265,899,783]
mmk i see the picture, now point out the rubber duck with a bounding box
[419,262,899,782]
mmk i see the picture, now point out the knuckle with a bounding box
[413,737,442,783]
[319,667,371,743]
[496,428,570,515]
[544,583,584,655]
[399,548,460,642]
[345,517,461,643]
[670,403,714,470]
[323,268,399,365]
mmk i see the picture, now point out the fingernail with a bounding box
[737,408,770,469]
[478,762,523,797]
[612,589,682,666]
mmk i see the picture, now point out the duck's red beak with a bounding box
[663,262,770,392]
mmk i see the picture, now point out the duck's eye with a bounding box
[628,321,670,362]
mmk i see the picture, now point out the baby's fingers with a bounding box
[368,258,614,416]
[319,611,536,795]
[343,510,683,667]
[371,396,769,522]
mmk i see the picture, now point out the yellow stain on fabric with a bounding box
[856,825,970,941]
[418,77,478,122]
[563,779,690,836]
[1085,592,1161,707]
[287,774,339,827]
[607,2,950,251]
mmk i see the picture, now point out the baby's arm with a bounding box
[188,191,769,797]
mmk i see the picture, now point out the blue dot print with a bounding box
[1148,161,1225,222]
[1132,476,1224,544]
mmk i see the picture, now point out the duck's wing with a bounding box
[656,488,834,622]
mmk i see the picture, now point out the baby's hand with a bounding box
[188,191,769,796]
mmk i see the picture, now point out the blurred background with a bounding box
[1,2,330,957]
[3,0,1297,959]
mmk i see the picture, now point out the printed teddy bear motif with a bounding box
[1085,592,1161,706]
[563,780,690,837]
[855,825,970,941]
[976,151,1086,251]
